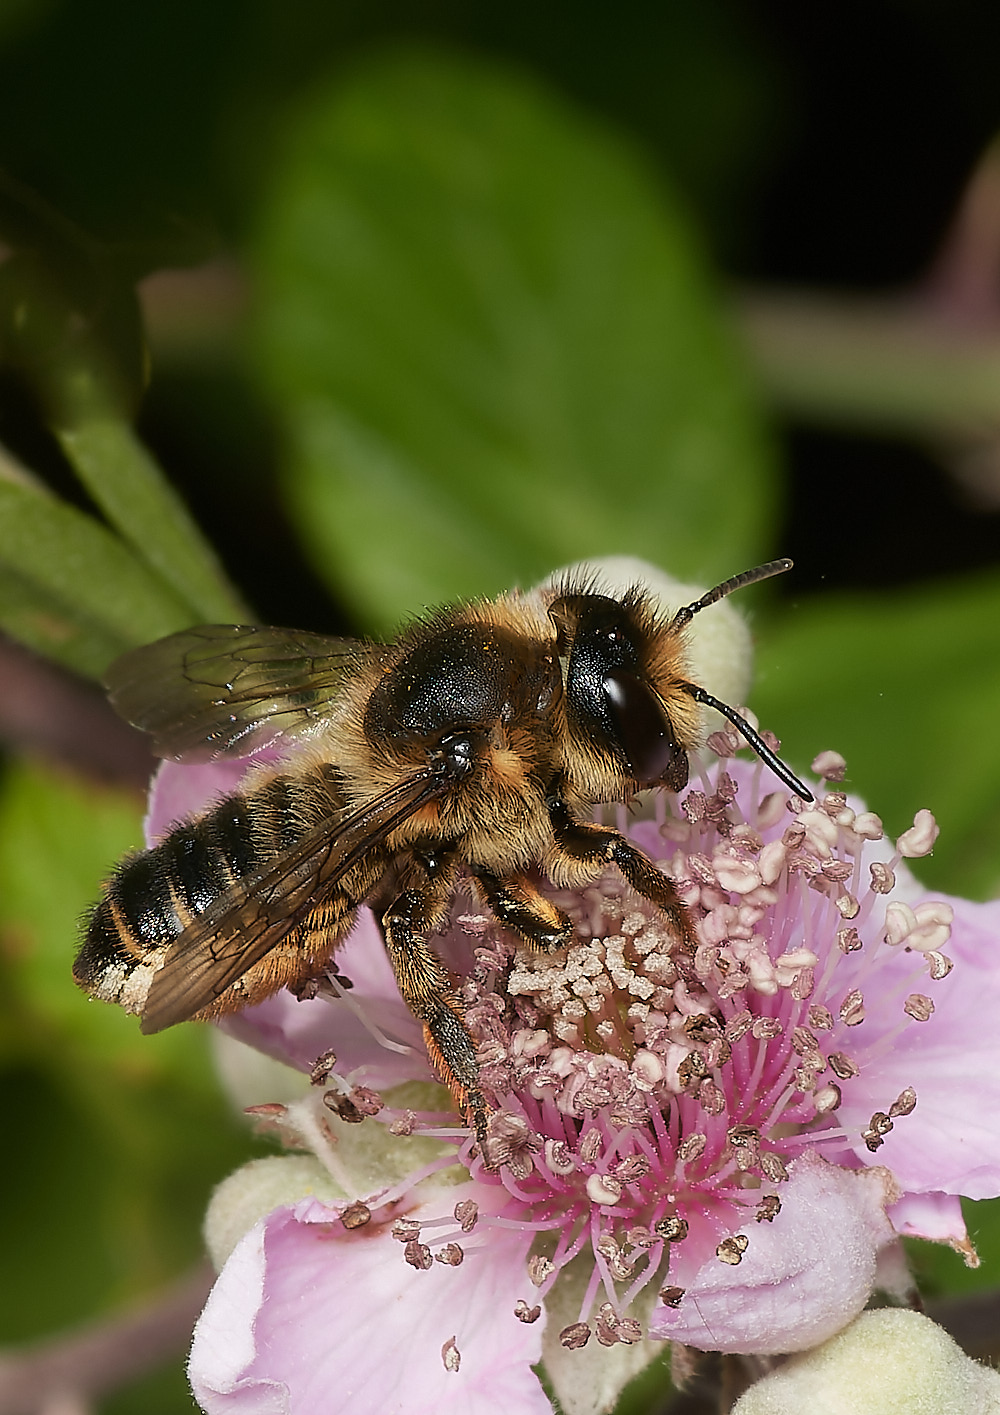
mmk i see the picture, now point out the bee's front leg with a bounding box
[472,869,574,952]
[381,886,491,1154]
[547,795,697,953]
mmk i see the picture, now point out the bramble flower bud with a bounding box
[732,1309,1000,1414]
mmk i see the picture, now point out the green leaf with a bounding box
[0,240,245,634]
[0,759,256,1338]
[57,419,248,625]
[751,569,1000,899]
[254,47,776,630]
[0,467,197,677]
[0,759,188,1068]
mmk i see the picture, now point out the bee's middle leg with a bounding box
[381,886,490,1153]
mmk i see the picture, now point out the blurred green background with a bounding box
[2,2,1000,1411]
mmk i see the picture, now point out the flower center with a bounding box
[422,753,950,1344]
[284,747,950,1351]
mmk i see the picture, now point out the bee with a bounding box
[76,558,811,1148]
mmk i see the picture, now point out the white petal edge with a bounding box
[190,1183,550,1415]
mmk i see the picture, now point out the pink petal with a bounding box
[220,913,431,1087]
[837,897,1000,1200]
[649,1154,895,1354]
[888,1191,970,1248]
[190,1185,548,1415]
[146,757,283,844]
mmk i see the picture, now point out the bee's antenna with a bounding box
[688,684,814,802]
[671,558,793,630]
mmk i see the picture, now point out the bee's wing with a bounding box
[139,767,445,1034]
[105,624,380,761]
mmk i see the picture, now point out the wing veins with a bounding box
[140,767,445,1033]
[105,625,375,761]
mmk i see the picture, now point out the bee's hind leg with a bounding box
[381,887,491,1155]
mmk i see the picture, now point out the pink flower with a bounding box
[144,746,1000,1415]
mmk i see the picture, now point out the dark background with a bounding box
[0,0,997,631]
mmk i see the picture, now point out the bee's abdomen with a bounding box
[74,768,338,1010]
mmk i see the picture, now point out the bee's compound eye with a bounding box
[435,732,476,778]
[602,671,687,790]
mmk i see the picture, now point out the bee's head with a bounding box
[548,589,698,795]
[547,561,814,803]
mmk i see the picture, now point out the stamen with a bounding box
[309,741,940,1345]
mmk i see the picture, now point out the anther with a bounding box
[579,1127,603,1164]
[884,902,917,946]
[677,1051,707,1089]
[323,1091,365,1123]
[699,1078,725,1114]
[839,990,866,1026]
[717,1234,749,1265]
[853,812,883,840]
[822,860,853,883]
[812,750,846,780]
[454,1200,479,1231]
[435,1244,464,1266]
[792,1027,819,1056]
[309,1049,338,1085]
[835,893,860,919]
[405,1240,433,1270]
[814,1083,842,1114]
[759,1152,789,1183]
[613,1154,651,1183]
[889,1087,917,1118]
[897,809,940,858]
[654,1216,690,1243]
[559,1322,592,1349]
[678,1134,707,1163]
[528,1255,555,1287]
[829,1051,860,1080]
[587,1173,623,1206]
[909,902,954,952]
[596,1235,634,1280]
[791,967,816,1000]
[244,1103,288,1121]
[725,1010,753,1041]
[869,862,895,895]
[926,951,953,980]
[727,1124,761,1169]
[862,1112,894,1152]
[349,1086,383,1116]
[544,1138,577,1174]
[595,1303,620,1347]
